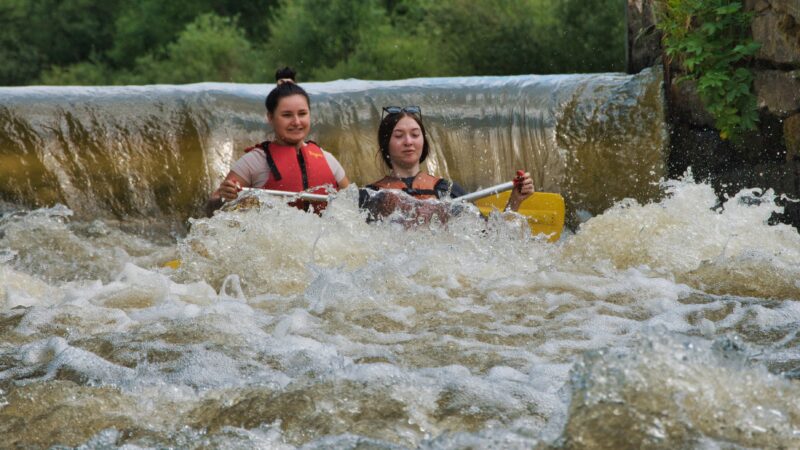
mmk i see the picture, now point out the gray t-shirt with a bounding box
[230,144,346,188]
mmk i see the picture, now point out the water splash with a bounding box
[0,177,798,447]
[561,174,800,299]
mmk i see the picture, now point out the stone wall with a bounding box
[626,0,662,73]
[628,0,800,227]
[751,0,800,161]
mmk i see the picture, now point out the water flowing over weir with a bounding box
[1,69,665,230]
[2,72,800,449]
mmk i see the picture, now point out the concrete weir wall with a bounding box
[627,0,800,224]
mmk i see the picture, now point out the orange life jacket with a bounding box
[368,172,442,200]
[245,141,338,213]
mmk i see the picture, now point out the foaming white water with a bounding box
[562,175,800,299]
[0,179,799,448]
[565,331,800,448]
[0,204,177,284]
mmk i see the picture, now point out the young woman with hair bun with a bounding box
[206,67,350,216]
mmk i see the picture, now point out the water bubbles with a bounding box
[219,274,246,302]
[85,220,110,237]
[699,318,716,337]
[0,248,18,263]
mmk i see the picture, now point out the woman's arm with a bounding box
[205,171,248,217]
[323,151,349,189]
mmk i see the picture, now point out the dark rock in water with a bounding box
[754,70,800,117]
[785,113,800,161]
[668,79,715,128]
[750,0,800,65]
[735,113,790,163]
[626,0,662,73]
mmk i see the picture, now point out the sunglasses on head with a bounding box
[382,106,422,118]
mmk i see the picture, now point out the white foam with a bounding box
[2,178,799,448]
[0,265,59,309]
[0,337,135,384]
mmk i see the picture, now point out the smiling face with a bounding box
[387,116,425,172]
[268,94,310,146]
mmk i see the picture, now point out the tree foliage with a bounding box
[263,0,383,79]
[0,0,121,84]
[554,0,626,73]
[131,13,264,84]
[426,0,554,75]
[0,0,626,86]
[656,0,760,140]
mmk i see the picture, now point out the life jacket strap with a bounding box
[260,141,282,182]
[296,147,310,212]
[297,148,309,190]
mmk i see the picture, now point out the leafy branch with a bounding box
[656,0,761,140]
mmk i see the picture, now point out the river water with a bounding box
[1,71,799,448]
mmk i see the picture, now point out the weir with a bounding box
[0,69,666,230]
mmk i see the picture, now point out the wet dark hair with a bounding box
[264,67,310,114]
[377,111,430,169]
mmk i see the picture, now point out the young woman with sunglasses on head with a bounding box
[360,106,534,221]
[206,67,350,216]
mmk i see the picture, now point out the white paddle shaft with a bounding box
[455,181,515,203]
[236,180,515,204]
[239,187,330,202]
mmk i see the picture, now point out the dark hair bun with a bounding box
[275,67,297,82]
[265,67,309,113]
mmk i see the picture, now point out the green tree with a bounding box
[0,0,121,85]
[1,0,628,85]
[107,0,278,69]
[425,0,561,76]
[553,0,626,73]
[129,13,265,84]
[314,27,451,81]
[312,0,453,80]
[265,0,390,80]
[39,59,114,85]
[211,0,280,39]
[42,13,265,85]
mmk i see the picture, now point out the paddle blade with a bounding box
[163,259,181,269]
[473,192,565,242]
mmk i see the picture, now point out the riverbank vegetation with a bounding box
[0,0,624,86]
[655,0,760,140]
